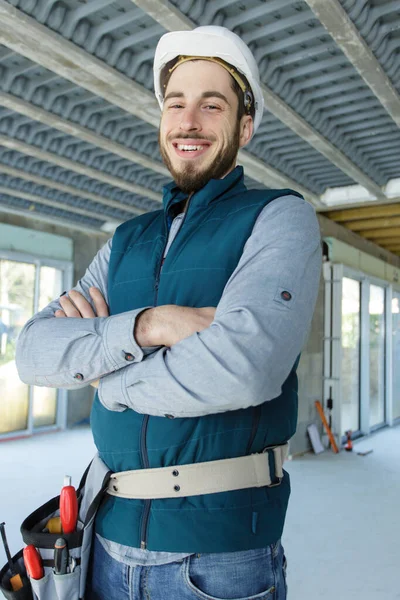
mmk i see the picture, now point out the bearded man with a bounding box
[16,26,322,600]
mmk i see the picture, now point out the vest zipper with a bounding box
[154,197,191,306]
[140,414,150,549]
[246,406,262,454]
[141,197,191,549]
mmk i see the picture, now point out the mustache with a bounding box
[168,134,215,142]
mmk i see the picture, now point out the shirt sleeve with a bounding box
[15,237,153,389]
[98,195,322,417]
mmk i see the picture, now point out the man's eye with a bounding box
[169,104,183,109]
[205,105,218,110]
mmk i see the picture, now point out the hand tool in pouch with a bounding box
[43,516,62,534]
[54,538,69,575]
[23,545,44,580]
[60,475,78,534]
[0,522,23,591]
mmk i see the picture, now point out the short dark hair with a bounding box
[230,74,255,122]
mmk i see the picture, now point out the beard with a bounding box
[158,124,241,194]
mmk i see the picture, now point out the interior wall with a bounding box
[291,214,400,456]
[291,272,325,456]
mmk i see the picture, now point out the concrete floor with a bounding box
[0,425,399,599]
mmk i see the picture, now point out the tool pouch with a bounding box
[1,454,111,600]
[0,551,32,600]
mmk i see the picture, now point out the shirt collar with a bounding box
[162,166,246,213]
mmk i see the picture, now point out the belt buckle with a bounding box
[266,477,283,488]
[262,445,283,488]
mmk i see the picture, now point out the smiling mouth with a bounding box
[172,141,211,158]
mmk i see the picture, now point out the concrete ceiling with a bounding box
[0,0,398,255]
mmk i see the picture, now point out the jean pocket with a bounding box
[183,549,276,600]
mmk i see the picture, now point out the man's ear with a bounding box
[239,115,254,148]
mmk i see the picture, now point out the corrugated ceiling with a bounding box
[0,0,399,255]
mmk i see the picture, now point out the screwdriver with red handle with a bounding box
[23,545,44,580]
[60,476,78,534]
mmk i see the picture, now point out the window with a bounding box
[0,254,71,437]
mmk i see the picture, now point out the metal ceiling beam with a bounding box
[0,135,162,202]
[131,0,192,30]
[234,152,319,203]
[0,203,100,233]
[0,1,320,206]
[130,0,386,201]
[0,94,317,205]
[0,2,160,126]
[259,89,385,201]
[304,0,400,129]
[0,185,134,221]
[0,164,144,215]
[0,92,169,178]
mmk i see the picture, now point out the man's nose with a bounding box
[179,106,201,132]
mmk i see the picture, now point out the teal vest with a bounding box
[91,167,302,553]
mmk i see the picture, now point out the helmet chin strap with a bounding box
[165,55,254,115]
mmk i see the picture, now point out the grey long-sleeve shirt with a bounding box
[16,192,322,567]
[16,194,322,418]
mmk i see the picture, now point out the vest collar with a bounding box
[162,166,246,213]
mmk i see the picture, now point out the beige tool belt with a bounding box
[107,443,289,500]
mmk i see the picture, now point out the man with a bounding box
[16,26,321,600]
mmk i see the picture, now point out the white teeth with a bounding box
[177,144,205,151]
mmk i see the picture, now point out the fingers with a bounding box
[59,294,83,318]
[68,290,96,318]
[57,288,108,318]
[89,287,109,317]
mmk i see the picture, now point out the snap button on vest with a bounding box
[74,373,84,381]
[281,291,292,301]
[124,352,134,362]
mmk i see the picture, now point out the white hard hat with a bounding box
[153,26,264,135]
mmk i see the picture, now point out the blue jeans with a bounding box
[86,535,288,600]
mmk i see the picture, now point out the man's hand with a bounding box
[55,287,109,319]
[55,287,108,388]
[135,305,216,347]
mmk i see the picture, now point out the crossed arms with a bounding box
[55,291,215,389]
[16,196,322,418]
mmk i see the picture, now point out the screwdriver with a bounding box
[23,545,44,580]
[54,538,68,575]
[60,476,78,535]
[0,522,23,591]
